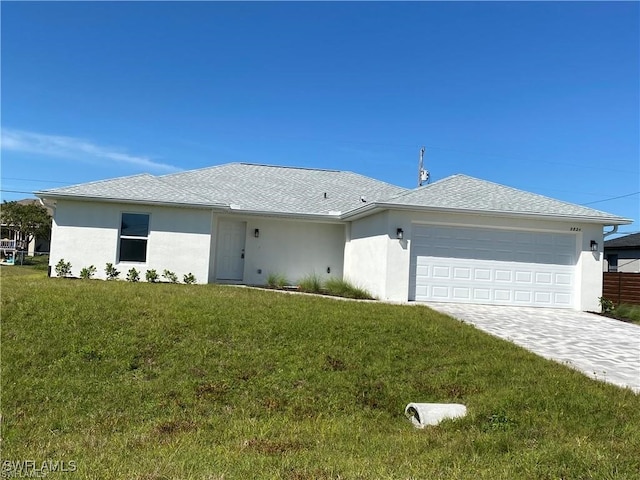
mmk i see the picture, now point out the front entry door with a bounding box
[215,220,246,281]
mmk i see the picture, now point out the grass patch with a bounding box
[3,267,640,479]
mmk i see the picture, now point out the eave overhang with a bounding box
[339,202,633,226]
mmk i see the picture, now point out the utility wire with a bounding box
[1,177,71,184]
[0,189,37,195]
[581,192,640,205]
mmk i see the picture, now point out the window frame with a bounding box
[118,212,150,263]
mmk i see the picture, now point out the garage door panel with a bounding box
[514,290,533,303]
[453,287,471,300]
[515,271,532,283]
[554,293,572,305]
[534,291,552,304]
[535,272,553,284]
[474,288,491,300]
[494,289,512,302]
[410,225,576,308]
[416,265,430,276]
[495,270,512,282]
[432,286,450,298]
[433,266,451,278]
[474,269,492,281]
[453,267,471,280]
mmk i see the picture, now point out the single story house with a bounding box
[36,162,631,311]
[604,233,640,273]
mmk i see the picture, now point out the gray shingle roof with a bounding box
[604,232,640,248]
[373,174,629,223]
[37,173,216,206]
[36,163,406,216]
[36,164,631,224]
[160,163,406,215]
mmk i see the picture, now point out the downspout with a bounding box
[603,225,618,238]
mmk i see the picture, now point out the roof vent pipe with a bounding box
[604,225,619,238]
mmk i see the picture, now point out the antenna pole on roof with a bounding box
[418,146,429,186]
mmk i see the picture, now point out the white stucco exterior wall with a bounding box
[343,211,391,299]
[575,224,605,312]
[214,215,346,286]
[50,200,212,283]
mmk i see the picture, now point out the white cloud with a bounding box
[1,128,179,173]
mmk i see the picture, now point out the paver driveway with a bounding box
[426,302,640,394]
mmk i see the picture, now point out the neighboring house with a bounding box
[0,198,52,256]
[604,233,640,273]
[36,163,631,311]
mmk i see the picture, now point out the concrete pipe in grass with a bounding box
[405,403,467,428]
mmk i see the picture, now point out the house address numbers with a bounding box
[570,227,582,232]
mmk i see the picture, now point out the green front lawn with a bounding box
[2,268,639,479]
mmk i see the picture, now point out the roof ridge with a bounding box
[161,162,343,178]
[238,162,340,173]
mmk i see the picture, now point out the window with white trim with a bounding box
[119,213,149,262]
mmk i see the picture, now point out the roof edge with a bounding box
[35,192,228,210]
[341,202,633,225]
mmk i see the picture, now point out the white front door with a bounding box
[215,220,246,281]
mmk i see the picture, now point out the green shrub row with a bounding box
[56,259,196,284]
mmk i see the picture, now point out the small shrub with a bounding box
[298,273,324,294]
[54,259,72,277]
[162,269,178,283]
[324,277,374,300]
[146,269,159,283]
[614,304,640,324]
[267,272,288,289]
[127,268,140,282]
[79,265,96,280]
[183,273,196,284]
[105,263,120,281]
[599,297,615,314]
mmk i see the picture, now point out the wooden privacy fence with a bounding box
[603,273,640,305]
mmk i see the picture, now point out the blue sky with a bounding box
[2,2,638,234]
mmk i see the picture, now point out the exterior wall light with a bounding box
[396,228,404,240]
[590,240,598,251]
[254,228,260,238]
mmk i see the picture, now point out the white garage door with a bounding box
[410,225,576,308]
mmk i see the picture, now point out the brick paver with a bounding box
[426,303,640,394]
